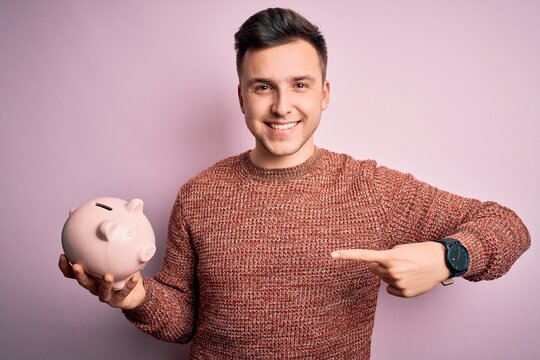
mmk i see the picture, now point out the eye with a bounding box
[294,82,309,89]
[255,84,272,92]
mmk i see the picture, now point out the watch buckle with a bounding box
[441,278,454,286]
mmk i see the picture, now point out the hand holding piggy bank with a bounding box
[61,197,156,290]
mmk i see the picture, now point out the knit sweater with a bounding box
[124,148,530,359]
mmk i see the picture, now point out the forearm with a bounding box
[377,166,530,281]
[123,189,198,343]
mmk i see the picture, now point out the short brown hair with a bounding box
[234,8,328,80]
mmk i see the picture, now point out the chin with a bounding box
[262,141,311,158]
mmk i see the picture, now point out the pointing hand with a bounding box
[331,242,451,298]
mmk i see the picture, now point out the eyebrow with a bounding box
[247,78,273,86]
[290,75,316,83]
[247,75,317,86]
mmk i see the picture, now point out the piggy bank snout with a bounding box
[139,243,156,263]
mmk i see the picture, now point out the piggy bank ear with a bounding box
[97,221,118,241]
[125,199,144,213]
[69,208,77,216]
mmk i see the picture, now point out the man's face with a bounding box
[238,39,330,168]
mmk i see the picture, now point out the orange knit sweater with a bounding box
[124,148,530,359]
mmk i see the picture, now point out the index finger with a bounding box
[331,249,392,264]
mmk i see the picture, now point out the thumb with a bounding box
[331,248,391,263]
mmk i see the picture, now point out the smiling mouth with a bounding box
[266,121,300,130]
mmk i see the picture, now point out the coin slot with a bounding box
[95,202,113,211]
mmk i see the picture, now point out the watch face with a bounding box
[447,244,470,272]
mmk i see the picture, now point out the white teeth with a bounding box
[269,122,298,130]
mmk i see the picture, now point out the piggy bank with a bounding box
[62,197,156,289]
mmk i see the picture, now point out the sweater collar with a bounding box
[239,147,323,181]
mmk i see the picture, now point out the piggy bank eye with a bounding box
[95,202,113,211]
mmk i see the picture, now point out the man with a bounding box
[59,7,530,359]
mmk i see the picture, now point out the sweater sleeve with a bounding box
[122,190,197,343]
[373,165,530,282]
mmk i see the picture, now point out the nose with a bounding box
[271,90,293,117]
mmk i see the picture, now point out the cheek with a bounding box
[241,103,259,129]
[243,97,269,119]
[297,96,323,115]
[242,105,255,122]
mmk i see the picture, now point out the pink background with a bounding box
[1,1,538,359]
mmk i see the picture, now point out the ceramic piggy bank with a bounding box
[62,197,156,289]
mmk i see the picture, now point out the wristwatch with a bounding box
[435,238,470,285]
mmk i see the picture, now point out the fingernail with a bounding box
[331,251,341,259]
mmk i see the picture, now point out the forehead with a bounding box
[240,39,323,82]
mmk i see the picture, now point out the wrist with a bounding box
[121,276,146,310]
[434,241,452,280]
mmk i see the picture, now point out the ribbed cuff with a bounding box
[449,231,488,281]
[122,277,157,323]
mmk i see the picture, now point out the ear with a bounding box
[321,80,330,111]
[97,221,118,241]
[237,84,245,114]
[69,208,77,216]
[125,199,144,213]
